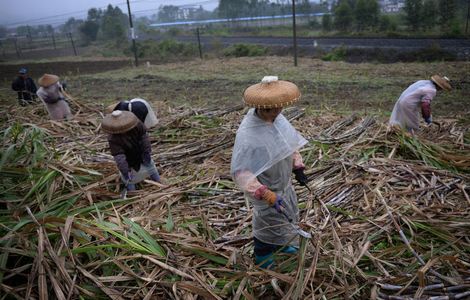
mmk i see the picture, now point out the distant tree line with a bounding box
[0,5,128,46]
[327,0,466,34]
[2,0,468,41]
[76,5,128,44]
[152,1,327,23]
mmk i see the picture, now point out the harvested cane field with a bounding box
[0,56,469,299]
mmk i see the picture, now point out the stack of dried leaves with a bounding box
[0,100,468,299]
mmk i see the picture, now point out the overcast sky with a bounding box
[0,0,219,27]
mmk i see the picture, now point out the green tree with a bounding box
[354,0,368,31]
[16,26,29,36]
[80,21,99,42]
[218,0,249,19]
[101,5,127,41]
[0,26,7,38]
[404,0,423,31]
[422,0,438,30]
[322,13,333,31]
[438,0,457,31]
[46,25,54,34]
[157,5,180,22]
[60,17,83,35]
[298,0,312,14]
[79,8,101,43]
[334,0,354,32]
[379,15,397,31]
[364,0,379,29]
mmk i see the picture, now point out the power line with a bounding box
[4,0,147,26]
[5,0,218,27]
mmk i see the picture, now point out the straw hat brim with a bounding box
[105,102,119,114]
[102,111,139,134]
[431,75,452,91]
[243,80,301,108]
[38,74,60,87]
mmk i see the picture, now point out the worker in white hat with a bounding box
[102,110,161,195]
[230,76,309,268]
[389,75,452,133]
[36,74,72,120]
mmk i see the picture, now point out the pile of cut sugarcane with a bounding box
[1,100,468,299]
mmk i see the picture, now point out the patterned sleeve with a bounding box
[421,99,431,119]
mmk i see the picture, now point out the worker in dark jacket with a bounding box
[102,110,161,194]
[11,67,37,106]
[106,98,158,129]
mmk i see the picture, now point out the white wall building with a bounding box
[380,0,405,13]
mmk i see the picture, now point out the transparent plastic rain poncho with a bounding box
[231,109,307,246]
[389,80,436,131]
[231,108,307,188]
[127,98,159,129]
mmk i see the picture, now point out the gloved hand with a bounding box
[273,195,284,213]
[424,116,432,125]
[262,189,285,213]
[293,168,309,186]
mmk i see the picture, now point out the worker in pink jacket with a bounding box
[389,75,452,133]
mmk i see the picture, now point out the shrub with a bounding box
[321,46,347,61]
[128,39,198,60]
[223,43,268,57]
[398,44,456,62]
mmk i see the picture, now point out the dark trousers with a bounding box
[254,237,283,256]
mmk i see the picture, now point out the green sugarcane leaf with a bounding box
[123,217,166,257]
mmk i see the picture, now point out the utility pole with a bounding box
[68,32,77,56]
[292,0,298,67]
[27,25,33,51]
[51,30,57,50]
[126,0,138,67]
[196,27,203,59]
[466,0,469,35]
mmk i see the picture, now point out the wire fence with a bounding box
[0,33,82,60]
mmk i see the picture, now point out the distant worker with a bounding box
[36,74,73,121]
[102,110,161,195]
[11,67,37,106]
[389,75,452,133]
[106,98,158,129]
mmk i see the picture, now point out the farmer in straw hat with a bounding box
[389,75,452,133]
[36,74,73,120]
[102,110,161,194]
[231,76,310,268]
[106,98,158,129]
[11,67,37,106]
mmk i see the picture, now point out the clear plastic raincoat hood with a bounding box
[230,108,307,188]
[389,80,436,131]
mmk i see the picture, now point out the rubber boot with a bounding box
[280,246,298,254]
[255,253,274,269]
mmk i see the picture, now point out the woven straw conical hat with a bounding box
[38,74,59,87]
[105,102,119,114]
[431,75,452,91]
[243,76,301,108]
[102,110,139,134]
